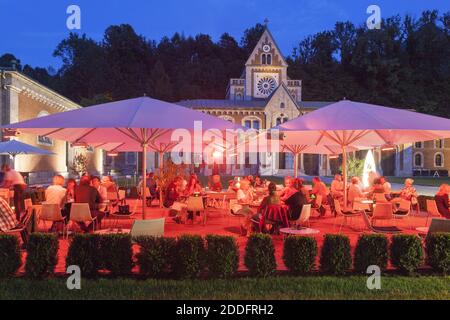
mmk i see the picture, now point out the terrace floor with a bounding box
[22,200,432,274]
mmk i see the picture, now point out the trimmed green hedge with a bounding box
[320,234,352,275]
[135,236,176,278]
[66,234,102,278]
[0,235,21,278]
[205,235,239,278]
[282,236,317,275]
[390,234,424,274]
[25,233,59,279]
[244,234,276,277]
[425,233,450,274]
[173,235,205,279]
[354,234,389,273]
[99,234,133,276]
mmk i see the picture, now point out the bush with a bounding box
[0,235,21,277]
[354,234,389,273]
[25,233,59,279]
[320,234,352,275]
[99,234,133,276]
[425,232,450,274]
[205,235,239,278]
[66,234,102,278]
[390,234,423,274]
[282,236,317,275]
[135,236,176,278]
[244,234,276,277]
[173,235,205,279]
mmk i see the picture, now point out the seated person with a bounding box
[247,175,254,186]
[435,184,450,219]
[241,182,279,236]
[380,176,392,200]
[227,180,237,193]
[311,176,329,216]
[330,174,344,200]
[392,178,418,205]
[284,178,309,221]
[91,176,108,211]
[280,176,297,202]
[74,175,104,232]
[369,178,385,194]
[184,174,203,196]
[163,176,183,208]
[45,175,68,231]
[231,179,254,215]
[253,176,264,188]
[0,197,30,244]
[347,176,365,208]
[208,174,222,192]
[146,172,158,198]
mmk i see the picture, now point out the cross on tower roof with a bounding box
[264,18,269,27]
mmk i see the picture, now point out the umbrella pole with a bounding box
[159,152,164,208]
[142,143,147,219]
[293,152,298,178]
[342,146,347,208]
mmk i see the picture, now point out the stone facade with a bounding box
[0,69,102,184]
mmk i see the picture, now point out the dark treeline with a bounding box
[1,10,449,117]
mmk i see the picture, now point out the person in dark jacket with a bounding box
[74,175,104,231]
[435,184,450,219]
[284,178,309,220]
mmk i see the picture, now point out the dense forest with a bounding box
[1,10,449,117]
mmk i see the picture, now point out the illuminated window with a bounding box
[434,153,444,167]
[414,141,423,148]
[414,152,423,167]
[434,139,444,149]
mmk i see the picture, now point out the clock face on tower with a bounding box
[262,44,271,53]
[254,73,279,98]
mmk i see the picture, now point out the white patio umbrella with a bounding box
[2,97,240,218]
[276,100,450,205]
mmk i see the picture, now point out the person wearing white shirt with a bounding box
[45,175,67,208]
[1,164,27,220]
[45,175,68,231]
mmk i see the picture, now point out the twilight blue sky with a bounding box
[1,0,449,69]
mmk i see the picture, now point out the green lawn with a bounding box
[1,276,448,300]
[386,176,450,187]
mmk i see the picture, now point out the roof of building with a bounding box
[177,99,267,109]
[177,98,335,111]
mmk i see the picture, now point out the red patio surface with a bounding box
[19,200,430,274]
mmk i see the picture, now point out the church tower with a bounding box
[227,24,302,102]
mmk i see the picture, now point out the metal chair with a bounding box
[69,203,97,233]
[186,196,206,225]
[334,199,362,232]
[372,202,393,226]
[40,203,67,238]
[362,210,402,234]
[393,199,412,229]
[426,199,442,226]
[290,204,311,228]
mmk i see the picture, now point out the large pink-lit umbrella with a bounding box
[276,100,450,205]
[2,97,239,218]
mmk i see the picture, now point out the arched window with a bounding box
[261,54,267,65]
[280,102,285,109]
[434,152,444,167]
[414,152,423,167]
[266,54,272,65]
[235,92,243,100]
